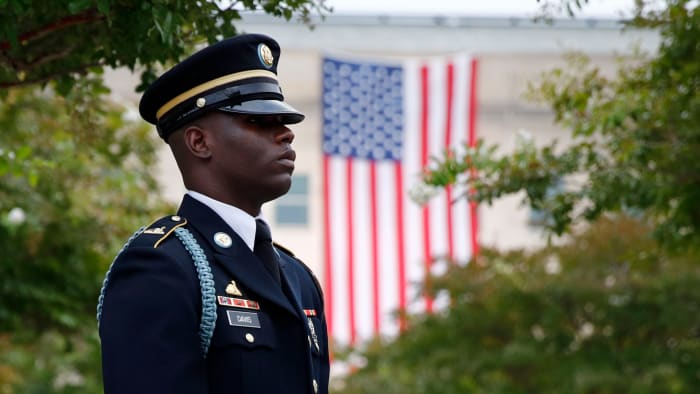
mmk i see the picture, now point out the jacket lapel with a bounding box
[279,257,301,306]
[279,257,306,320]
[177,195,300,320]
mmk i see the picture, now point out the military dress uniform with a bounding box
[97,34,330,394]
[99,195,329,393]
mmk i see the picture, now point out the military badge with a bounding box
[258,43,274,68]
[307,318,320,352]
[225,280,243,296]
[214,232,232,248]
[217,295,260,311]
[303,309,317,317]
[143,226,166,235]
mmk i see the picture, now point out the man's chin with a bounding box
[263,179,293,202]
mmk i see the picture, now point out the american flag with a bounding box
[321,54,479,346]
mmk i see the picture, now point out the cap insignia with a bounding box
[258,43,274,68]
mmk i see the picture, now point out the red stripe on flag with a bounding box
[469,58,480,257]
[369,162,380,335]
[445,62,455,261]
[420,65,433,313]
[345,158,356,345]
[322,156,334,340]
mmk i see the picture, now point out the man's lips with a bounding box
[276,150,296,168]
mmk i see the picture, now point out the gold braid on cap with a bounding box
[156,69,278,120]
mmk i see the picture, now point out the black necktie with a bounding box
[254,219,281,284]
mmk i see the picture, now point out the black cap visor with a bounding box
[218,99,305,124]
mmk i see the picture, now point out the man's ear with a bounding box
[183,125,212,159]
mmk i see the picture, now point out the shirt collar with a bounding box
[186,190,268,251]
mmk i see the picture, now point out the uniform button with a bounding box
[171,215,181,221]
[312,379,318,393]
[245,333,255,343]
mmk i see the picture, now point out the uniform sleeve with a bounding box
[99,246,209,394]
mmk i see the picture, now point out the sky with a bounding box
[324,0,638,18]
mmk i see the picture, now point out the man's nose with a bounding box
[275,126,295,144]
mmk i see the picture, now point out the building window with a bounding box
[275,174,309,225]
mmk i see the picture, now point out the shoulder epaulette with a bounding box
[98,215,216,357]
[138,215,188,248]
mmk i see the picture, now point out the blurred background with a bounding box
[1,0,699,392]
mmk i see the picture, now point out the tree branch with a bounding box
[0,9,106,51]
[7,45,77,72]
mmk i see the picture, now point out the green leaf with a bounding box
[67,0,91,14]
[14,145,31,160]
[96,0,110,15]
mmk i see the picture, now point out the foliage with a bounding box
[334,216,700,393]
[0,1,330,392]
[0,0,330,92]
[535,0,592,19]
[422,0,700,251]
[0,329,103,394]
[0,83,171,392]
[342,1,700,393]
[0,81,168,331]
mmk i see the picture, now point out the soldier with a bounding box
[97,33,329,394]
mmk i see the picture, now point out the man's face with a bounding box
[204,112,296,211]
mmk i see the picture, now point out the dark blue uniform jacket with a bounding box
[99,195,330,393]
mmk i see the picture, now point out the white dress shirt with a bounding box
[187,190,268,252]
